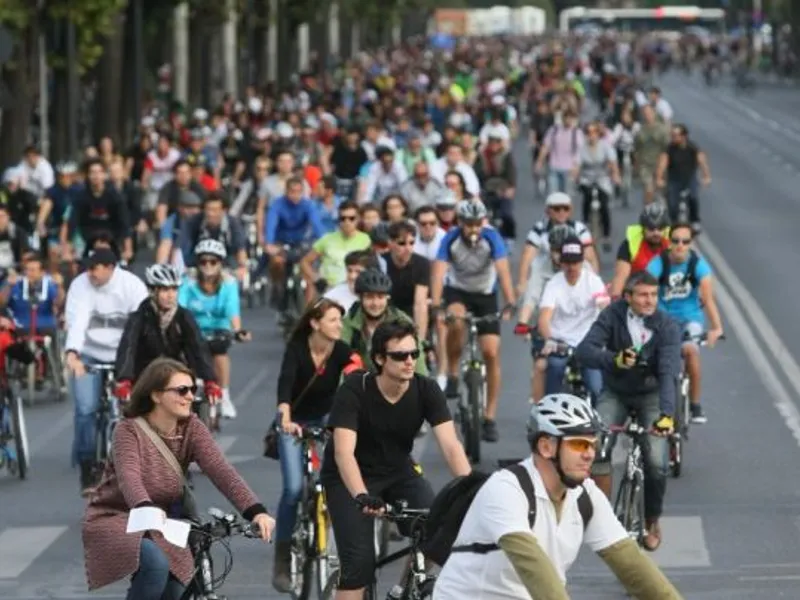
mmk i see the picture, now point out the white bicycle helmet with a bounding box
[456,199,488,222]
[145,264,181,288]
[276,122,295,139]
[527,393,602,443]
[194,239,227,260]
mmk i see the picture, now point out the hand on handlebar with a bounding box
[251,513,275,542]
[614,348,638,369]
[114,380,133,401]
[501,303,516,321]
[235,329,251,342]
[282,421,303,437]
[541,339,558,356]
[652,413,674,437]
[705,328,724,348]
[355,493,385,516]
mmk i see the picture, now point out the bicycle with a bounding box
[280,243,312,339]
[199,329,247,432]
[241,215,268,310]
[281,425,338,600]
[18,294,65,406]
[670,332,725,478]
[675,187,692,225]
[445,311,501,464]
[606,415,652,548]
[547,341,593,405]
[322,501,434,600]
[181,507,261,600]
[0,338,34,479]
[86,363,119,482]
[618,149,633,209]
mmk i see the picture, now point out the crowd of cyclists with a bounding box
[0,28,731,600]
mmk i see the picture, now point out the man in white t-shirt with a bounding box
[323,249,375,312]
[535,235,608,403]
[433,394,682,600]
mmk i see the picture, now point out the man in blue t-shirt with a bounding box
[646,222,724,424]
[6,254,62,336]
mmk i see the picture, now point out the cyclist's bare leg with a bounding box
[479,334,500,420]
[682,344,702,405]
[532,357,547,403]
[444,303,467,379]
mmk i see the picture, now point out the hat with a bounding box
[545,191,572,207]
[178,189,202,207]
[559,236,584,263]
[85,248,118,268]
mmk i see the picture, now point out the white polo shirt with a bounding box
[433,457,627,600]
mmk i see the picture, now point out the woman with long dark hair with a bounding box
[82,357,273,600]
[271,298,361,592]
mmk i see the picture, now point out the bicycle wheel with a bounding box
[374,519,391,561]
[290,531,314,600]
[614,472,644,545]
[464,369,483,464]
[413,577,437,600]
[319,567,339,600]
[9,392,29,479]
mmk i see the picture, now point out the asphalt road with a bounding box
[4,77,800,599]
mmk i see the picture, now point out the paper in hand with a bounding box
[126,506,190,548]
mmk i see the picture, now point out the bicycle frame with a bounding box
[608,420,649,545]
[89,364,119,467]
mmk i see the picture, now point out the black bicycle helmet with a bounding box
[548,224,577,251]
[354,268,392,295]
[639,202,670,230]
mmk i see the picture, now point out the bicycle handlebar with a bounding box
[683,332,726,346]
[191,507,260,540]
[381,500,430,521]
[444,311,503,325]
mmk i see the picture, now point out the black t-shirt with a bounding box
[276,339,354,421]
[70,185,130,241]
[386,253,430,319]
[666,142,699,186]
[322,373,451,481]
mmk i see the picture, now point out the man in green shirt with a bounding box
[633,105,670,206]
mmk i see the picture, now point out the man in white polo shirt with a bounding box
[433,393,682,600]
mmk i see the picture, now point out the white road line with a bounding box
[0,526,68,579]
[29,411,72,457]
[651,516,711,568]
[216,435,237,454]
[232,367,270,409]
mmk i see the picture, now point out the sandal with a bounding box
[643,520,662,552]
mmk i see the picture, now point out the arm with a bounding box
[264,202,279,247]
[598,538,683,599]
[575,308,616,371]
[430,260,447,309]
[114,310,142,381]
[537,307,554,340]
[413,284,429,341]
[697,150,711,183]
[112,421,152,508]
[698,276,723,335]
[333,428,369,496]
[609,259,631,298]
[300,247,322,282]
[656,316,681,417]
[64,278,91,355]
[431,421,471,477]
[181,310,218,382]
[497,533,571,600]
[275,343,299,423]
[655,151,669,184]
[516,243,538,294]
[360,165,378,204]
[36,197,53,235]
[494,257,516,306]
[155,217,174,264]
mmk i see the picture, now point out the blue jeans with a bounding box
[548,169,571,195]
[276,417,327,542]
[666,177,699,224]
[70,355,105,466]
[544,354,603,405]
[127,538,185,600]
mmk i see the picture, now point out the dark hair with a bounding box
[123,358,195,418]
[381,194,408,221]
[173,159,191,172]
[203,191,226,207]
[84,158,105,174]
[370,319,418,374]
[623,271,659,295]
[444,169,466,192]
[322,175,336,191]
[344,250,373,268]
[388,220,416,241]
[414,205,436,220]
[286,176,304,190]
[360,204,380,216]
[338,200,358,215]
[670,222,694,238]
[673,123,689,136]
[288,297,344,345]
[275,149,295,161]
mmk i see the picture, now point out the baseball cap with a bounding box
[178,189,202,207]
[559,235,584,263]
[545,192,572,207]
[85,248,118,268]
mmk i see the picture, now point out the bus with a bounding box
[560,6,726,36]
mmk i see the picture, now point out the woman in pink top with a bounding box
[82,358,274,599]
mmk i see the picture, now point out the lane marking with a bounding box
[650,516,711,568]
[0,526,68,579]
[29,412,71,457]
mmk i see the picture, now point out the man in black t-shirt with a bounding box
[322,320,471,598]
[385,221,431,341]
[655,124,712,229]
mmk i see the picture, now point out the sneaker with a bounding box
[690,404,707,424]
[444,376,460,399]
[436,374,447,392]
[220,395,238,419]
[482,419,499,443]
[386,585,405,600]
[79,461,96,496]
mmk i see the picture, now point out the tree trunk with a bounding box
[253,0,269,85]
[0,27,36,168]
[94,11,126,144]
[119,3,136,146]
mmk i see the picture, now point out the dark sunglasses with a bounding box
[549,205,570,212]
[386,349,420,362]
[162,384,198,397]
[339,215,358,222]
[199,259,221,266]
[670,237,692,245]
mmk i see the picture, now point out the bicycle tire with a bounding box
[10,392,29,479]
[413,577,437,600]
[46,343,67,402]
[319,567,339,600]
[26,361,36,407]
[289,548,314,600]
[614,473,645,545]
[465,369,483,464]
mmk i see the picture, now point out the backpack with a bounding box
[421,462,593,567]
[657,249,699,291]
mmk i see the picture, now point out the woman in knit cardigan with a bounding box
[82,357,274,599]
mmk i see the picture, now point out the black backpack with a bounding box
[421,463,593,567]
[657,249,699,291]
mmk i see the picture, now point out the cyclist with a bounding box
[646,222,724,424]
[300,200,371,301]
[155,189,203,268]
[178,240,250,420]
[360,145,407,204]
[398,153,444,213]
[5,254,62,340]
[535,110,583,196]
[633,105,670,206]
[474,125,517,243]
[341,268,427,374]
[534,235,607,404]
[271,299,358,592]
[576,271,682,552]
[0,204,30,279]
[413,206,445,262]
[609,203,671,298]
[323,250,377,312]
[64,247,148,493]
[430,200,516,443]
[114,264,221,403]
[36,160,80,272]
[517,192,598,328]
[385,221,431,343]
[655,124,712,232]
[322,319,471,600]
[574,120,620,252]
[433,394,682,600]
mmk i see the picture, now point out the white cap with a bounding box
[545,191,572,207]
[491,94,506,106]
[248,97,263,114]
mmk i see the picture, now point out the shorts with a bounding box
[443,287,500,336]
[324,464,434,590]
[680,320,704,344]
[637,166,656,190]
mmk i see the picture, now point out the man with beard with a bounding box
[609,203,670,298]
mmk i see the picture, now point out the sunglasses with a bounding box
[162,384,198,397]
[339,215,358,222]
[386,349,421,362]
[562,437,597,453]
[549,205,570,212]
[199,259,221,266]
[670,238,692,246]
